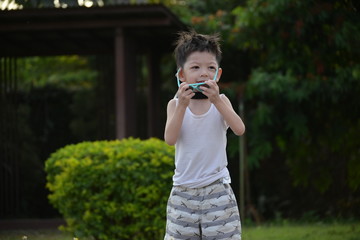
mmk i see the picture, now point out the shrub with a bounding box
[45,138,175,240]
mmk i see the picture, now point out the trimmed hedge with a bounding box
[45,138,175,240]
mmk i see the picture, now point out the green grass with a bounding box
[0,229,73,240]
[0,222,359,240]
[243,222,360,240]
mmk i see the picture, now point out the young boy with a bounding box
[164,30,245,240]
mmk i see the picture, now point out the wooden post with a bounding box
[237,84,246,221]
[114,28,127,139]
[147,50,161,138]
[114,28,137,139]
[239,97,245,220]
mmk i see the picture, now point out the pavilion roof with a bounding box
[0,4,186,56]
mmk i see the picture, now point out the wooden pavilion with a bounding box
[0,4,185,219]
[0,4,185,138]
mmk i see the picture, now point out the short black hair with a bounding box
[174,30,222,68]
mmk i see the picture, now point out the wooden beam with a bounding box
[0,18,173,32]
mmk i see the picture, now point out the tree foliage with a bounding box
[232,0,360,193]
[18,56,97,90]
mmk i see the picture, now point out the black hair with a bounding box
[174,30,222,68]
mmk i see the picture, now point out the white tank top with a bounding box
[173,99,231,188]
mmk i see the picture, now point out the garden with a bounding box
[1,0,359,239]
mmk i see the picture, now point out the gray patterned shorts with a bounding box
[164,180,241,240]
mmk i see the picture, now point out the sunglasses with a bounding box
[175,68,219,92]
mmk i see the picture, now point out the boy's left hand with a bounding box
[199,80,221,103]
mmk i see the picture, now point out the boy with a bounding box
[164,30,245,240]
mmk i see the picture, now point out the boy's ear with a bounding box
[178,68,185,82]
[215,68,223,82]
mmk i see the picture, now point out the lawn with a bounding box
[242,222,360,240]
[0,222,359,240]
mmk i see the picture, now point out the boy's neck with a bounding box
[189,97,211,115]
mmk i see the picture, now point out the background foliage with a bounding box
[45,138,174,240]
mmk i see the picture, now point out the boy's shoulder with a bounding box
[166,98,177,110]
[168,98,177,105]
[219,93,230,102]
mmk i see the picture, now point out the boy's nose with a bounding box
[200,69,208,77]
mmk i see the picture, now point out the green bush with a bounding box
[45,138,175,240]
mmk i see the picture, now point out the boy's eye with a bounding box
[209,66,216,70]
[191,66,199,69]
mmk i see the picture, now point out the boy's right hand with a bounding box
[178,82,195,107]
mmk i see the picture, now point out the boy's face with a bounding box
[179,51,221,84]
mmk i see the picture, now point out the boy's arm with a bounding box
[215,94,245,136]
[164,99,186,145]
[201,81,245,136]
[164,83,194,145]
